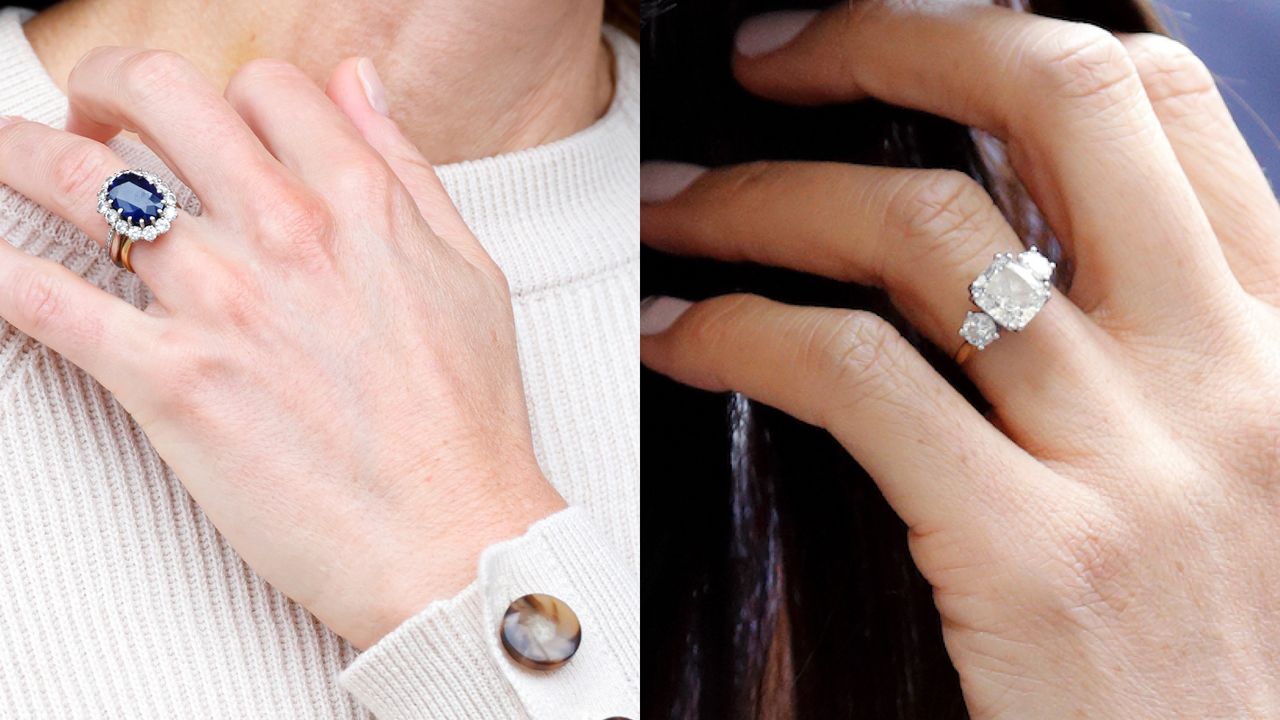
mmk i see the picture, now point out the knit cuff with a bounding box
[339,506,639,720]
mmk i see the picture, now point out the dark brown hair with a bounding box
[642,1,1161,718]
[607,0,642,38]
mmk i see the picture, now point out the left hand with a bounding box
[0,49,563,649]
[642,3,1280,717]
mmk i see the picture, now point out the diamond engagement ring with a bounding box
[955,246,1056,364]
[98,169,178,273]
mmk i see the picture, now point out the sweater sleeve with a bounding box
[338,506,640,719]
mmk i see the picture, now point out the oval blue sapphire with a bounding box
[107,172,164,225]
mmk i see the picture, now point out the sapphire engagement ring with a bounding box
[98,169,178,273]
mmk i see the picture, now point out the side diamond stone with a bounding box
[960,311,999,350]
[1019,246,1055,281]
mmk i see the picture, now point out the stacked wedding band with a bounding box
[98,169,178,273]
[955,247,1056,364]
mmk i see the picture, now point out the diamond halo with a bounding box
[97,169,179,243]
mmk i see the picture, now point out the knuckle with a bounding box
[256,184,336,261]
[119,49,197,103]
[1125,34,1217,109]
[152,337,232,419]
[682,293,759,389]
[215,275,268,329]
[11,267,64,335]
[328,157,397,203]
[804,310,905,404]
[1031,25,1140,104]
[888,171,1000,270]
[48,140,111,202]
[225,58,307,102]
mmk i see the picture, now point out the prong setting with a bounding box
[97,169,178,243]
[958,246,1056,356]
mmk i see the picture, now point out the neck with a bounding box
[25,0,614,163]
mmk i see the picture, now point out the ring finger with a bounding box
[0,117,211,302]
[642,160,1128,443]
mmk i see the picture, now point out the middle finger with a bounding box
[64,46,287,219]
[734,1,1243,330]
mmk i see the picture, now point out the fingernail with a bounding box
[641,162,706,204]
[735,11,818,58]
[641,296,693,336]
[0,115,22,127]
[357,58,390,116]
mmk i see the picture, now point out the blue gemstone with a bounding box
[107,172,163,225]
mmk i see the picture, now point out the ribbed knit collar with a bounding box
[0,7,638,297]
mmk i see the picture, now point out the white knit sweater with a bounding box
[0,7,639,719]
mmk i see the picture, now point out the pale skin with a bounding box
[0,0,613,649]
[641,1,1280,717]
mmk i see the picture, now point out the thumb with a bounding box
[325,57,485,264]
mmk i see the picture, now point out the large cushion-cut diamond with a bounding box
[969,249,1053,331]
[107,172,164,225]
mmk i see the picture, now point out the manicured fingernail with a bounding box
[641,296,693,335]
[357,58,389,116]
[641,162,706,204]
[735,11,818,58]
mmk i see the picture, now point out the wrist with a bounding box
[335,462,566,650]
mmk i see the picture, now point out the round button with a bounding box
[500,593,581,670]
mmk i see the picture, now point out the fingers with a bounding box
[641,160,1110,433]
[1121,33,1280,303]
[65,47,282,215]
[224,58,378,191]
[639,293,1040,528]
[324,58,486,268]
[0,240,159,394]
[732,1,1239,325]
[0,118,208,301]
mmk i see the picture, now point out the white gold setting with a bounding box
[97,169,178,243]
[957,246,1055,356]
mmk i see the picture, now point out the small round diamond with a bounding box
[105,209,118,223]
[126,226,142,240]
[155,218,170,233]
[162,205,177,220]
[142,226,158,241]
[115,219,129,233]
[960,311,1000,350]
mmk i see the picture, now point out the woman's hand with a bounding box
[0,49,564,649]
[642,2,1280,717]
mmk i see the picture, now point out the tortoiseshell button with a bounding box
[500,593,581,670]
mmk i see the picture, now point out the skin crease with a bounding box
[0,0,615,650]
[24,0,615,163]
[641,1,1280,717]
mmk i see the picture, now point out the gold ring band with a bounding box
[953,342,977,366]
[121,236,136,273]
[108,229,137,274]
